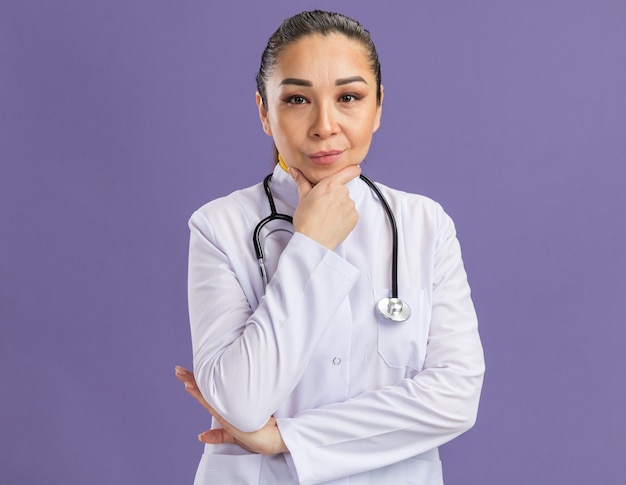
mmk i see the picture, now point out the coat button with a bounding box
[332,357,342,366]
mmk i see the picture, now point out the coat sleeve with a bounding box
[275,208,485,484]
[188,209,360,432]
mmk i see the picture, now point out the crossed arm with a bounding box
[174,366,287,455]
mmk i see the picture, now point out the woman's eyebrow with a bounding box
[336,76,367,86]
[279,76,368,87]
[280,78,312,87]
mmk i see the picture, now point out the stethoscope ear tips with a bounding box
[377,297,411,322]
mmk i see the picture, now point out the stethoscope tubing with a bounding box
[253,175,293,285]
[253,172,398,297]
[357,174,399,299]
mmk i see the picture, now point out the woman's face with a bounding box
[257,33,383,184]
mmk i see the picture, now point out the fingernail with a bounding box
[184,382,195,390]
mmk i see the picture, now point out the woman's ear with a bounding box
[256,92,272,136]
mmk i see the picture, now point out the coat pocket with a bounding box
[374,288,430,371]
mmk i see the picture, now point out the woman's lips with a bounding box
[308,150,344,165]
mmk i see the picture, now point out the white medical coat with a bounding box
[187,164,485,484]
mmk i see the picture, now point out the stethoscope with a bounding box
[253,173,411,322]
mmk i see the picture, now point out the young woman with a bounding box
[176,10,484,484]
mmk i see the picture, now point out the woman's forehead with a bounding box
[271,33,373,82]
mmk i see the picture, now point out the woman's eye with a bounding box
[339,94,358,103]
[287,96,307,105]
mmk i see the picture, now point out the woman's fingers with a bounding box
[175,366,213,413]
[198,428,236,445]
[174,366,193,383]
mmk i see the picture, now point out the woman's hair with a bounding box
[256,10,382,108]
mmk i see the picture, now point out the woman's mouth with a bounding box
[308,150,344,165]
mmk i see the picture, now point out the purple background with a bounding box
[2,1,625,483]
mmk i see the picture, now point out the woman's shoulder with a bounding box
[371,181,458,238]
[189,182,265,230]
[374,181,446,214]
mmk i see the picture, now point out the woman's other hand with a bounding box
[174,366,288,455]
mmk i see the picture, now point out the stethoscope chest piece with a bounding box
[377,297,411,322]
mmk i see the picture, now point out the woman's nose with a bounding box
[309,101,338,138]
